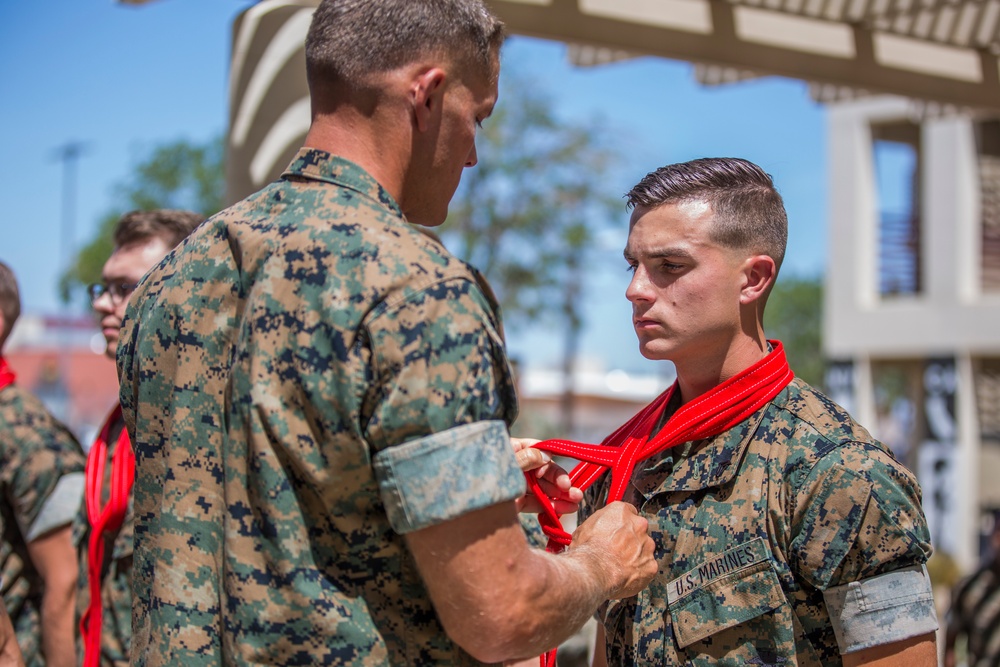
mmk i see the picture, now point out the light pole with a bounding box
[52,141,89,283]
[43,141,89,429]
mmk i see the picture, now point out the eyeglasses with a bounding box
[87,281,138,306]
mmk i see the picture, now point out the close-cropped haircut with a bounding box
[113,209,205,251]
[626,157,788,273]
[0,261,21,348]
[304,0,505,93]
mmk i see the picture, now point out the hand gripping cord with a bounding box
[81,404,134,667]
[524,341,793,667]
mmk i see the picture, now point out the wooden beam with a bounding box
[489,0,1000,110]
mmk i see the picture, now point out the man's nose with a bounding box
[92,290,114,313]
[625,267,655,304]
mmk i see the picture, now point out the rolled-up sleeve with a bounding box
[790,440,937,653]
[373,420,526,533]
[824,565,938,653]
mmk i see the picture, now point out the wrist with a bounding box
[562,542,614,602]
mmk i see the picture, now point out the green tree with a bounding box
[440,73,622,433]
[764,274,825,387]
[61,136,225,303]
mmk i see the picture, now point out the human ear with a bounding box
[740,255,776,304]
[411,67,446,133]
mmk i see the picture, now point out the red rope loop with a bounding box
[522,342,793,666]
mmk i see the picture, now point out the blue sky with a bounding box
[0,0,828,372]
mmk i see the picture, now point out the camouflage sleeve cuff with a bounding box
[824,564,938,654]
[372,420,527,534]
[27,471,84,541]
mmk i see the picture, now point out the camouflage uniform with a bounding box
[581,377,937,666]
[117,148,524,666]
[0,381,85,665]
[73,408,133,667]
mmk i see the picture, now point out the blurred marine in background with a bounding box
[77,210,203,667]
[0,261,82,667]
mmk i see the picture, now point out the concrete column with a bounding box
[954,351,980,571]
[852,353,878,436]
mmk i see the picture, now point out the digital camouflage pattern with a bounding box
[0,383,84,666]
[581,377,936,666]
[73,408,133,667]
[117,148,522,666]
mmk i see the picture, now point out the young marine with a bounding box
[530,158,937,666]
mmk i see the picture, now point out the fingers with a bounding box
[517,495,581,515]
[516,483,583,515]
[510,437,540,453]
[515,446,551,473]
[569,501,657,600]
[512,439,583,515]
[532,477,582,503]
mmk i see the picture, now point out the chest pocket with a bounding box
[666,538,786,648]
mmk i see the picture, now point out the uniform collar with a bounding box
[632,389,785,498]
[281,148,405,220]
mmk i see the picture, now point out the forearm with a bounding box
[842,633,937,667]
[39,581,77,667]
[483,545,613,661]
[413,523,606,662]
[0,608,24,667]
[26,526,78,667]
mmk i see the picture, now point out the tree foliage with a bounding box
[763,274,825,387]
[61,136,225,303]
[441,73,621,335]
[440,73,624,433]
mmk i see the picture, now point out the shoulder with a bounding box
[765,378,911,491]
[0,385,81,455]
[161,182,486,317]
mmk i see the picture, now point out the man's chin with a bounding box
[104,341,118,360]
[638,342,674,361]
[407,211,447,228]
[402,199,449,228]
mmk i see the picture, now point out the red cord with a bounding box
[81,405,134,667]
[525,341,793,666]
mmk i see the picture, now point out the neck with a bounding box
[303,105,411,205]
[674,335,769,404]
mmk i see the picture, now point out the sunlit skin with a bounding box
[624,200,772,403]
[400,55,498,226]
[303,52,498,228]
[92,237,170,358]
[510,438,583,514]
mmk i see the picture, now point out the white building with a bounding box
[825,96,1000,570]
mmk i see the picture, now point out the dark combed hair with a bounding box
[626,157,788,272]
[305,0,505,91]
[0,261,21,348]
[113,209,205,250]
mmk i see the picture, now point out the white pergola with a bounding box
[492,0,1000,110]
[179,0,1000,201]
